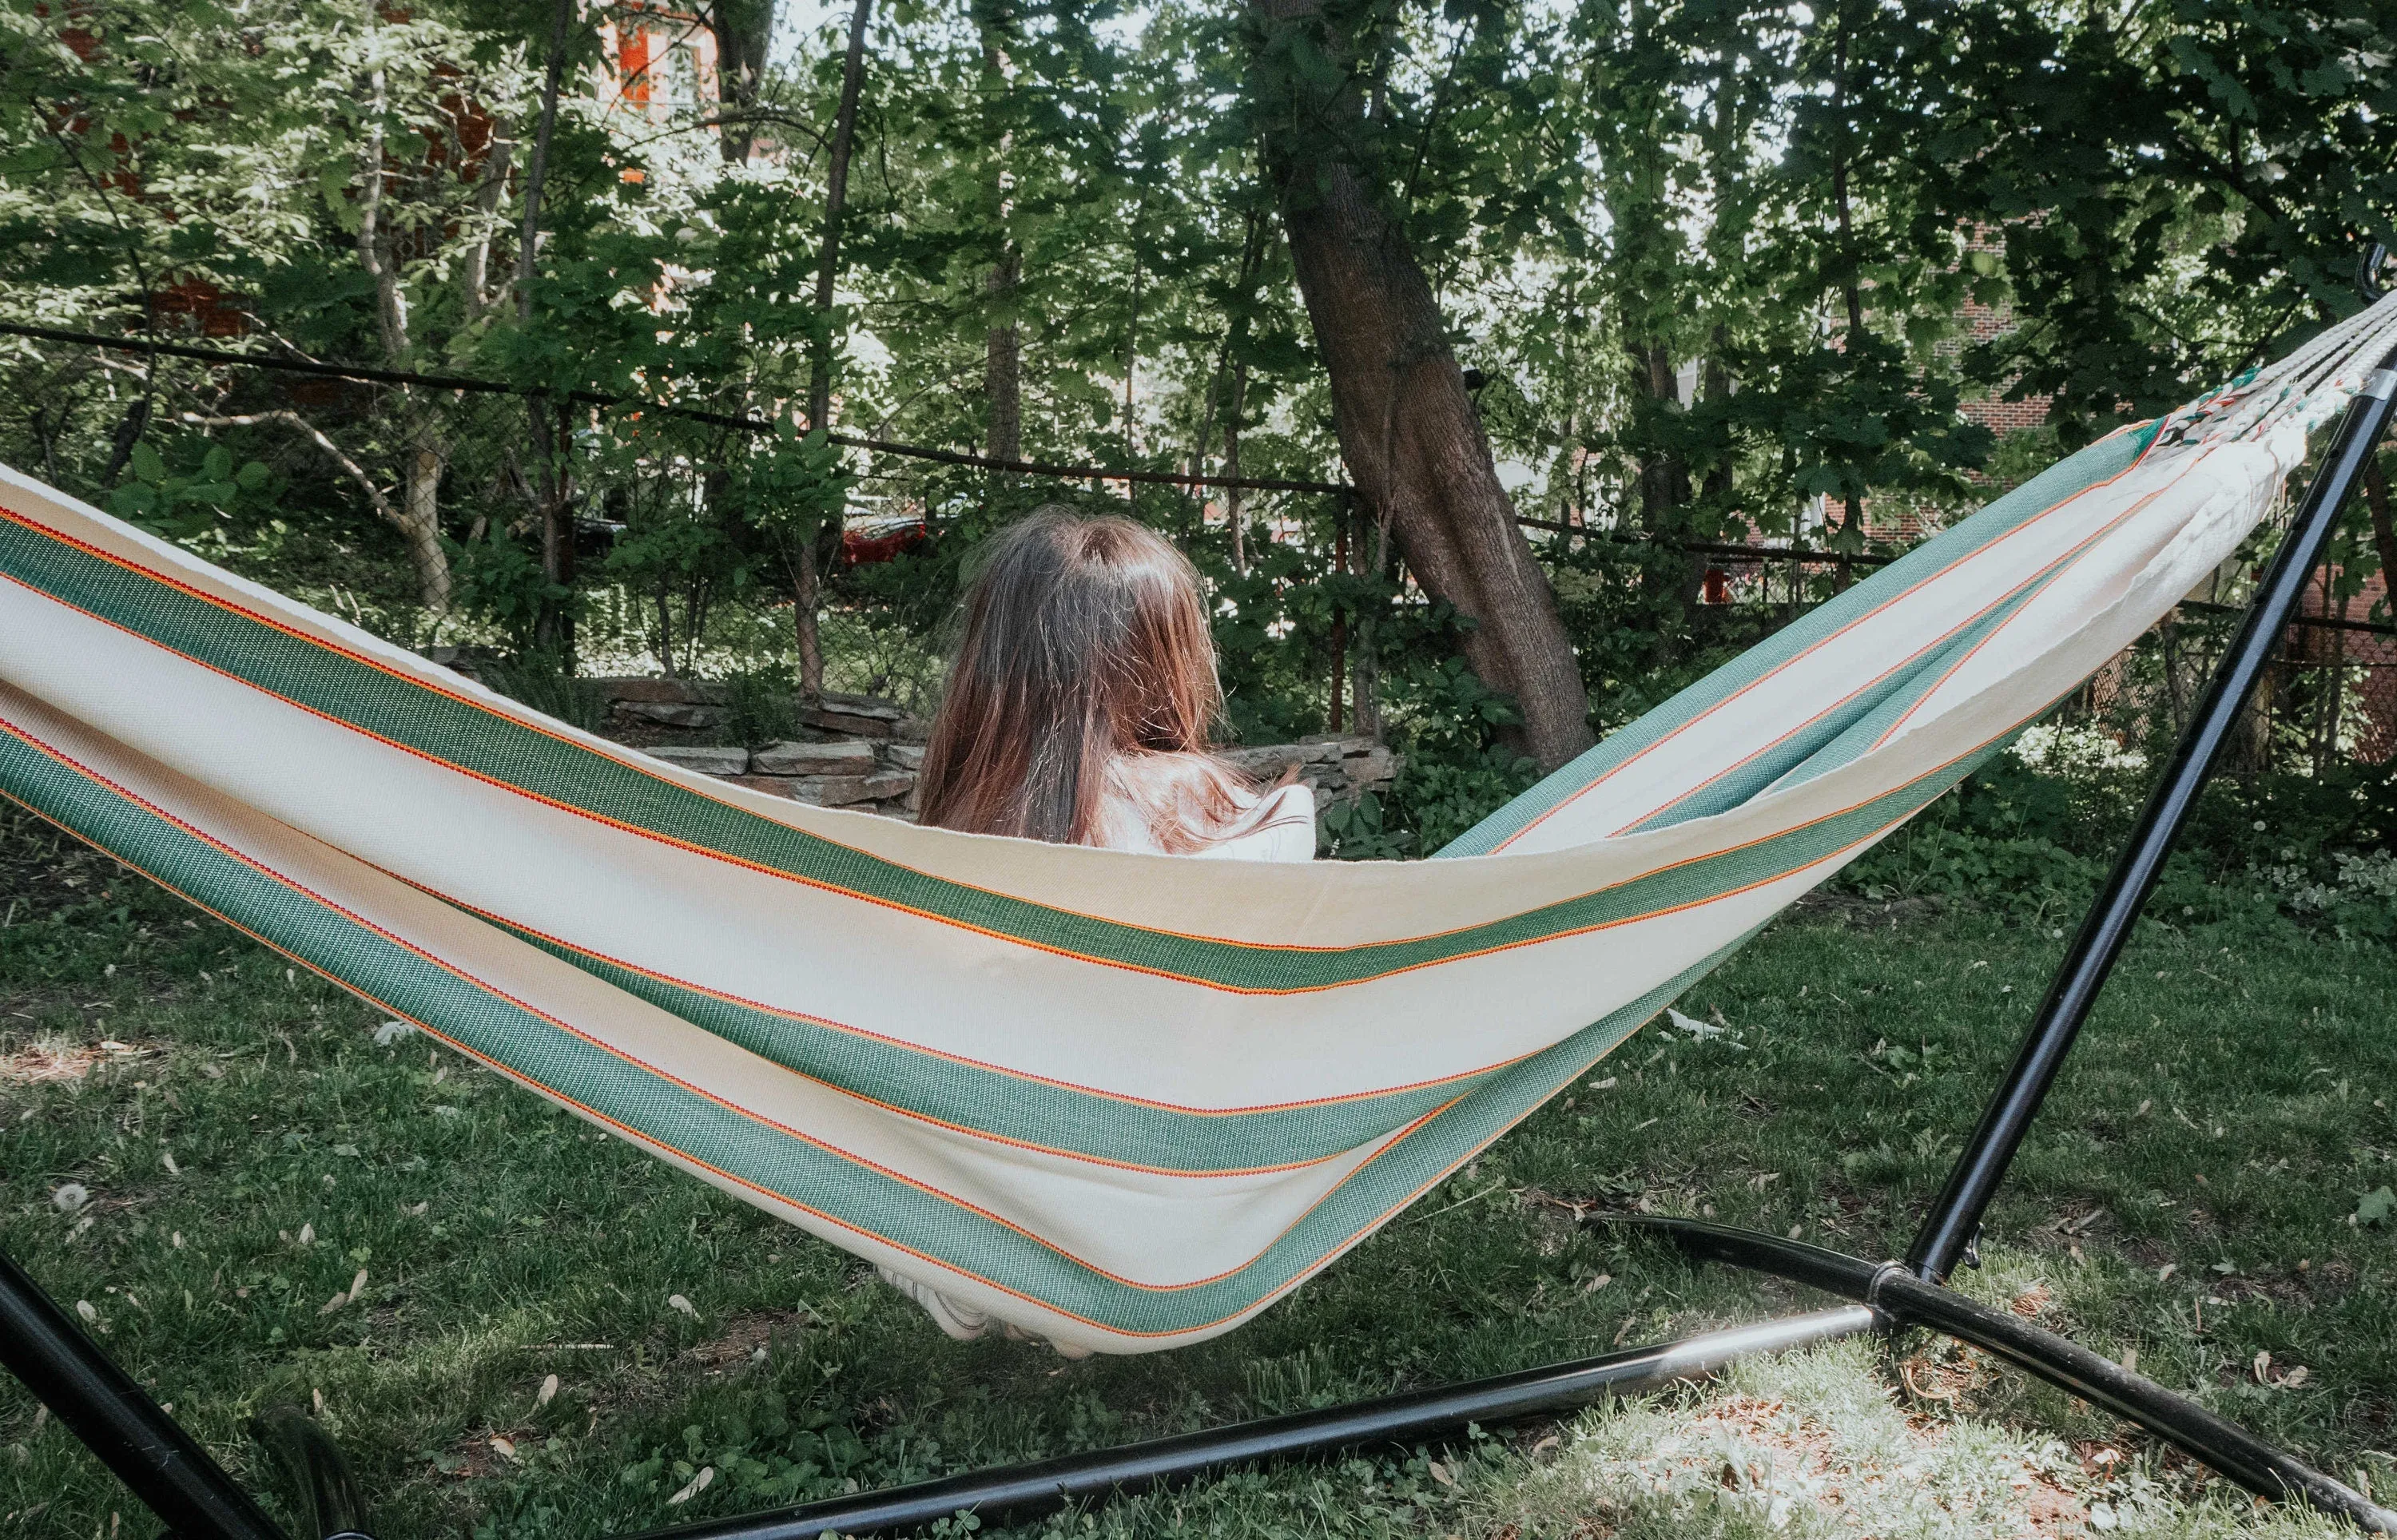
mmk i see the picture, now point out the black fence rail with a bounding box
[5,320,2391,767]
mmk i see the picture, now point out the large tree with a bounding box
[1245,0,1595,772]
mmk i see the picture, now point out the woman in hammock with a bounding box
[915,506,1314,860]
[884,506,1314,1350]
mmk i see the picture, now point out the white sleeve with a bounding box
[1197,784,1316,863]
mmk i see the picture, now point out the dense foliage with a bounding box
[2,0,2393,863]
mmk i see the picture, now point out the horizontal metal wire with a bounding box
[12,320,2392,637]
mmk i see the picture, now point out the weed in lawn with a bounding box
[1,800,2391,1537]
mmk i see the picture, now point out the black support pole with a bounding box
[622,1308,1877,1540]
[0,1248,289,1540]
[1608,1216,2397,1531]
[1870,1271,2395,1529]
[1906,333,2397,1284]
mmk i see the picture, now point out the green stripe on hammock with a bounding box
[0,443,2117,994]
[1439,423,2160,855]
[0,711,1754,1335]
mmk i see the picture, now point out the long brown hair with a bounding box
[917,507,1244,847]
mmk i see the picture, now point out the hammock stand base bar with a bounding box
[1601,1218,2397,1532]
[621,1306,1880,1540]
[0,1235,1870,1540]
[6,293,2397,1540]
[8,1231,2392,1540]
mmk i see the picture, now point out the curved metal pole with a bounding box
[1870,1270,2395,1530]
[1906,335,2397,1284]
[0,1248,288,1540]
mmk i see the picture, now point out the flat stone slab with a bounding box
[792,771,916,808]
[725,774,801,799]
[595,677,728,705]
[1218,744,1306,778]
[817,691,906,721]
[1335,743,1397,784]
[643,744,750,776]
[752,739,877,776]
[1219,736,1396,800]
[618,701,725,728]
[800,705,896,739]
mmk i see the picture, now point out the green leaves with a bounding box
[106,439,272,539]
[738,424,856,544]
[1319,791,1415,860]
[129,441,169,486]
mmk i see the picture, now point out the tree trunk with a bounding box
[710,0,777,163]
[1350,496,1382,741]
[1122,236,1142,506]
[520,0,576,657]
[1699,343,1733,512]
[984,249,1021,461]
[1250,0,1591,771]
[459,138,514,319]
[2236,658,2280,776]
[1632,342,1685,525]
[1695,345,1734,621]
[1827,2,1862,592]
[1195,212,1267,487]
[1328,505,1348,732]
[976,1,1021,462]
[1225,359,1248,574]
[515,0,573,318]
[532,403,577,658]
[401,437,451,613]
[797,0,872,702]
[793,538,824,698]
[356,36,453,614]
[1623,328,1721,661]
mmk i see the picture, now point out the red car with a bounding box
[841,512,928,566]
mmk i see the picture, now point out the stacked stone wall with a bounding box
[581,677,1399,828]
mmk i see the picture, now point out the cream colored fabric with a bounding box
[2,299,2389,1355]
[889,767,1316,1344]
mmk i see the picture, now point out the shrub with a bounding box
[721,664,799,748]
[1839,735,2397,936]
[1318,791,1415,860]
[483,652,609,733]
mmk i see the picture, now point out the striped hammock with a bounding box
[3,300,2391,1355]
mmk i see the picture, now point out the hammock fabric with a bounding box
[3,303,2392,1356]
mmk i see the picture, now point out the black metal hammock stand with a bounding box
[8,256,2397,1537]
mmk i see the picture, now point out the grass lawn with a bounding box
[2,798,2392,1539]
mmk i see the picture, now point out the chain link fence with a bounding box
[0,324,1359,728]
[1668,517,2397,771]
[7,321,2393,772]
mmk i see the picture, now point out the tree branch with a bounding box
[355,26,409,362]
[516,0,575,323]
[183,411,401,532]
[2167,129,2291,226]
